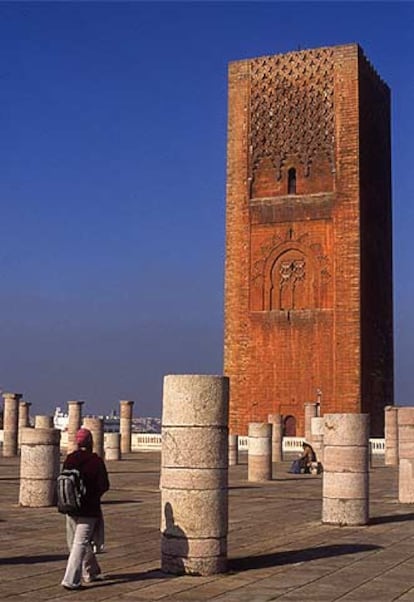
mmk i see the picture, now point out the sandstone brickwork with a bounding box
[224,44,393,437]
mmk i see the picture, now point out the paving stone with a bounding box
[0,453,412,601]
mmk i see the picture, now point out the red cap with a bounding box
[76,428,92,447]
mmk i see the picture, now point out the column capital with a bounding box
[120,400,134,406]
[67,400,84,406]
[2,392,23,401]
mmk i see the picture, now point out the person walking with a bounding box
[61,427,110,590]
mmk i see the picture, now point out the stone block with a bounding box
[324,413,369,446]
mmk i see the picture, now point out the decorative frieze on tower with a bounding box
[249,47,335,188]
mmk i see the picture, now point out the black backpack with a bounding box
[57,464,87,515]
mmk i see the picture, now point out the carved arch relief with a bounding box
[263,243,320,311]
[250,229,332,311]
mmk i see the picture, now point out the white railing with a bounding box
[0,430,386,454]
[130,434,385,454]
[369,438,385,454]
[238,436,248,450]
[283,436,306,452]
[131,433,162,450]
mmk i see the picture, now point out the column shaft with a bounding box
[385,405,398,466]
[248,422,272,481]
[18,401,31,447]
[397,408,414,503]
[311,416,325,465]
[19,427,61,507]
[304,403,318,442]
[83,417,104,458]
[120,400,134,454]
[105,432,121,461]
[161,374,228,576]
[35,415,54,429]
[322,413,369,525]
[268,413,283,463]
[228,434,238,466]
[67,401,84,453]
[3,393,22,457]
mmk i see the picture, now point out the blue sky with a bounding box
[0,1,413,417]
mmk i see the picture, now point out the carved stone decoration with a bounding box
[249,48,335,182]
[251,228,332,311]
[271,249,310,310]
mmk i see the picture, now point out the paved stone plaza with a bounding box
[1,452,414,601]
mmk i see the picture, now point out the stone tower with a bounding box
[224,44,393,437]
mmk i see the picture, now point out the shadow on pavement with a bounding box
[229,486,261,490]
[91,569,173,587]
[370,512,414,524]
[102,499,142,505]
[0,554,67,565]
[229,543,382,571]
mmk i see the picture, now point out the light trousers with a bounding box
[62,515,101,587]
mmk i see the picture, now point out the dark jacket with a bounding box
[63,449,109,517]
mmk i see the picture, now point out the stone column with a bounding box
[268,413,283,463]
[228,434,238,466]
[397,407,414,503]
[35,415,54,429]
[304,403,318,442]
[2,392,22,457]
[161,374,228,576]
[385,405,399,466]
[18,401,31,447]
[311,416,325,465]
[83,416,104,458]
[19,401,31,429]
[120,400,134,454]
[248,422,272,481]
[105,432,121,461]
[67,400,84,453]
[19,427,61,507]
[322,413,369,526]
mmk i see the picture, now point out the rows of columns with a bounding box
[2,395,135,461]
[1,374,406,574]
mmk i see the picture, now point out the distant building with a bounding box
[53,407,160,434]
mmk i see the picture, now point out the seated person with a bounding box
[289,442,317,474]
